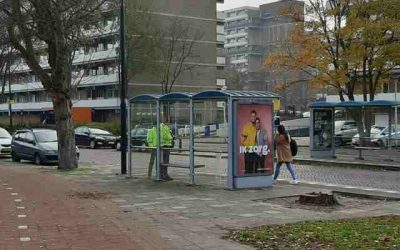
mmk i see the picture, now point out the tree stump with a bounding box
[298,192,339,206]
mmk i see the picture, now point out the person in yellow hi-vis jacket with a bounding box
[147,122,173,180]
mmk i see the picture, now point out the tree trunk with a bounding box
[53,96,78,170]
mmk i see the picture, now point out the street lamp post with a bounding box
[119,0,128,175]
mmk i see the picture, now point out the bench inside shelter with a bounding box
[354,146,381,160]
[161,162,205,169]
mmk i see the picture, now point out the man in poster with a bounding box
[240,110,257,174]
[255,117,269,173]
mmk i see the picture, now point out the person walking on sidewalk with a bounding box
[273,125,299,184]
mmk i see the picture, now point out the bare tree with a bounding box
[155,18,203,94]
[125,0,160,80]
[0,0,113,169]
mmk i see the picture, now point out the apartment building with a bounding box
[223,0,311,111]
[0,0,225,125]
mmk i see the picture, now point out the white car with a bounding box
[302,111,310,118]
[0,128,12,156]
[351,125,399,147]
[335,120,358,145]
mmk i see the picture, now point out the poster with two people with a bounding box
[238,103,274,176]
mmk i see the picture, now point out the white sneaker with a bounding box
[273,180,277,185]
[290,179,299,185]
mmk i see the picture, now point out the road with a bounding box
[78,148,400,193]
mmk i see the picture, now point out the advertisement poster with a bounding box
[313,109,333,150]
[237,104,273,176]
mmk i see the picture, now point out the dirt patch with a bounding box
[67,191,113,200]
[257,194,389,213]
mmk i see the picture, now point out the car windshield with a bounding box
[34,130,58,143]
[0,128,11,139]
[89,128,111,135]
[372,126,385,131]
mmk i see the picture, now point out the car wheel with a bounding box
[141,142,147,152]
[90,140,96,149]
[34,153,42,165]
[376,140,385,148]
[11,152,20,162]
[116,141,121,151]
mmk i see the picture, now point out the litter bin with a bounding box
[204,125,211,137]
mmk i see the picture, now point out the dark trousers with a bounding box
[148,149,157,177]
[244,153,257,174]
[255,155,265,173]
[160,148,171,180]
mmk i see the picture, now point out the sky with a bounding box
[217,0,277,11]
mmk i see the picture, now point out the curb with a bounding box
[293,158,400,171]
[170,152,400,171]
[277,179,400,200]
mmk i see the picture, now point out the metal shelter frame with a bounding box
[128,90,280,189]
[309,100,400,159]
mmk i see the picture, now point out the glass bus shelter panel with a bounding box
[129,102,158,178]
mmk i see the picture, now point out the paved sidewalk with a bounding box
[79,149,400,193]
[0,165,169,250]
[3,157,400,249]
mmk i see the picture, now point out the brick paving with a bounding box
[79,149,400,192]
[0,165,169,250]
[2,153,400,250]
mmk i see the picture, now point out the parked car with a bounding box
[302,111,310,118]
[351,125,389,147]
[334,120,358,145]
[116,128,149,151]
[75,126,118,149]
[0,127,12,156]
[11,128,79,165]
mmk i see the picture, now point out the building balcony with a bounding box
[224,41,248,49]
[0,98,120,112]
[217,57,226,66]
[225,32,247,40]
[231,58,248,64]
[10,48,118,74]
[4,74,118,94]
[225,18,262,30]
[227,45,265,55]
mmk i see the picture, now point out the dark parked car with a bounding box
[75,126,118,149]
[11,128,80,165]
[116,128,148,151]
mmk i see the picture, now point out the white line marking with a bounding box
[6,187,13,190]
[120,202,162,208]
[20,237,31,242]
[14,199,22,202]
[18,225,28,229]
[17,215,26,218]
[11,193,18,196]
[17,207,25,209]
[2,183,8,186]
[171,206,187,209]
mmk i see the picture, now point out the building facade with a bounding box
[223,0,312,111]
[0,0,225,125]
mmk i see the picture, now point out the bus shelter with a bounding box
[310,100,400,159]
[128,90,279,190]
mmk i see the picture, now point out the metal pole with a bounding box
[156,100,161,181]
[127,102,132,177]
[189,99,195,185]
[119,0,128,175]
[395,80,398,147]
[7,58,12,132]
